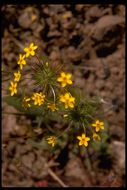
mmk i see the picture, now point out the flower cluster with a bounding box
[9,43,38,97]
[77,120,104,147]
[7,42,106,150]
[8,43,75,111]
[46,120,104,148]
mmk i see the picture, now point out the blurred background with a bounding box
[2,4,125,187]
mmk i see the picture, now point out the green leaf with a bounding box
[3,96,45,116]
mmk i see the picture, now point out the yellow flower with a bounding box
[9,81,17,96]
[57,72,73,87]
[24,42,38,57]
[92,120,104,132]
[47,103,58,112]
[17,54,26,70]
[22,97,31,109]
[77,134,90,147]
[32,92,45,106]
[47,136,56,147]
[14,70,21,82]
[93,133,101,141]
[60,93,75,109]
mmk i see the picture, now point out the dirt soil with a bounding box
[1,5,125,187]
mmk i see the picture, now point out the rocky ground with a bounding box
[2,5,125,187]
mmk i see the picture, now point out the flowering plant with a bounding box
[3,42,106,149]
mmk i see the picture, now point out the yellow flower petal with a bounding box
[67,80,72,84]
[30,43,34,47]
[67,73,72,78]
[82,134,86,138]
[92,124,96,127]
[24,47,28,52]
[86,137,90,141]
[61,83,66,87]
[84,142,88,147]
[31,51,35,56]
[79,141,83,146]
[96,120,100,124]
[69,103,74,108]
[33,45,38,50]
[25,53,29,57]
[77,136,82,140]
[57,77,62,82]
[65,93,70,99]
[61,72,66,77]
[96,127,100,132]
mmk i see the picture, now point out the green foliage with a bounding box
[26,138,49,149]
[62,91,102,127]
[32,62,58,87]
[3,96,45,116]
[2,42,107,151]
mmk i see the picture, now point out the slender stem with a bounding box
[37,116,43,128]
[2,112,27,116]
[82,122,86,134]
[50,85,56,102]
[103,106,115,113]
[84,148,96,183]
[85,114,94,120]
[47,124,56,133]
[47,167,68,187]
[35,54,45,67]
[100,98,113,105]
[35,54,48,75]
[85,148,92,171]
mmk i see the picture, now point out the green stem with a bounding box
[85,148,92,171]
[35,54,48,74]
[82,122,86,134]
[37,116,43,128]
[35,54,42,65]
[50,85,56,102]
[47,124,56,133]
[84,148,96,182]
